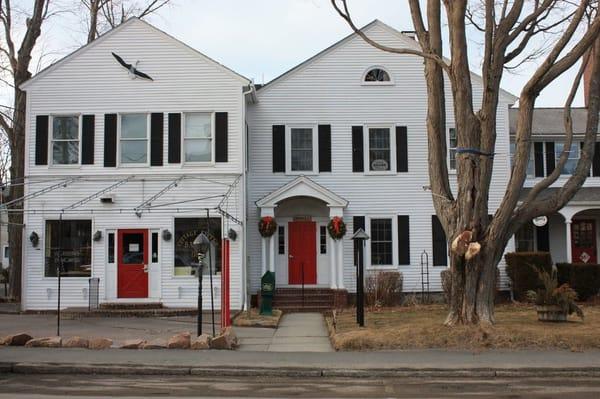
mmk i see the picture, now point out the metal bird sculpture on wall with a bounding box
[111,52,154,81]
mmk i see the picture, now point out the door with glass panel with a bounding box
[117,229,148,298]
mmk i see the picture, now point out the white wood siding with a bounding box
[21,176,243,310]
[247,22,515,294]
[21,19,247,310]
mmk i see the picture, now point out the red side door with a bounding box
[571,220,597,263]
[118,229,148,298]
[288,221,317,285]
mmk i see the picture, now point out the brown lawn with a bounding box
[328,303,600,351]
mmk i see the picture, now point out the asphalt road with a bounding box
[2,374,600,398]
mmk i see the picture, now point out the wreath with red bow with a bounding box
[327,216,346,240]
[258,216,278,237]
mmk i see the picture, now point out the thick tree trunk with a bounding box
[445,235,506,326]
[7,88,26,300]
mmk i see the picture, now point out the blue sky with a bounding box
[34,0,588,107]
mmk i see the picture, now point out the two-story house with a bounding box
[20,18,253,310]
[511,107,600,265]
[247,20,517,308]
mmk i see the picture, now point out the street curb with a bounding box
[3,362,600,378]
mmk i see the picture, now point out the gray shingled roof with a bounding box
[509,107,599,136]
[520,187,600,203]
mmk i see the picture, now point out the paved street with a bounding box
[2,373,600,398]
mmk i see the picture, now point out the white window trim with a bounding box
[41,217,94,280]
[363,124,397,175]
[365,215,397,270]
[181,111,216,166]
[361,66,395,86]
[285,125,318,175]
[447,127,457,174]
[49,114,82,167]
[118,113,150,167]
[172,215,224,279]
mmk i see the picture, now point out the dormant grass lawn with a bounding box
[328,303,600,351]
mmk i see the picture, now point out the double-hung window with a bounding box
[449,128,457,171]
[368,127,392,172]
[120,114,148,165]
[286,126,317,173]
[370,218,393,266]
[291,128,313,171]
[184,113,213,162]
[52,115,79,165]
[555,141,580,175]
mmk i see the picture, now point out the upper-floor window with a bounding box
[448,128,457,170]
[369,127,391,172]
[286,126,317,173]
[120,114,148,165]
[184,113,213,163]
[363,67,392,84]
[52,115,79,165]
[555,142,579,175]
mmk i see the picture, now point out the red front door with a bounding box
[571,220,597,263]
[118,229,148,298]
[288,221,317,285]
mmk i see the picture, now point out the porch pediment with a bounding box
[256,176,348,209]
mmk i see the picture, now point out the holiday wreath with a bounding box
[327,216,346,240]
[258,216,278,237]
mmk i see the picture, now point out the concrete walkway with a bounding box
[235,313,333,352]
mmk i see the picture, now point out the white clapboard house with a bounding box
[19,18,528,311]
[19,18,252,310]
[246,20,517,309]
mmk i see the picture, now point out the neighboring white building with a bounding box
[511,108,600,265]
[20,18,252,310]
[246,20,516,304]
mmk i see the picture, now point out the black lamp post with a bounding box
[352,228,369,327]
[192,232,210,336]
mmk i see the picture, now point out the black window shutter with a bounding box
[398,215,410,265]
[534,142,544,177]
[432,215,448,266]
[593,142,600,177]
[168,113,181,164]
[215,112,228,162]
[35,115,49,166]
[396,126,408,172]
[536,224,550,252]
[150,113,164,166]
[272,125,285,172]
[352,126,364,172]
[353,216,366,266]
[318,124,332,172]
[545,141,555,175]
[103,114,117,167]
[81,115,95,165]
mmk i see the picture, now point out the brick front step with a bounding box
[99,302,164,310]
[62,307,198,319]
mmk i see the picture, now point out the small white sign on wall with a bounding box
[129,243,140,252]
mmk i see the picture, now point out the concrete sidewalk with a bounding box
[236,313,333,352]
[2,347,600,377]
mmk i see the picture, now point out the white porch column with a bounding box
[269,234,276,273]
[337,239,345,289]
[329,206,345,290]
[565,219,573,263]
[259,207,275,276]
[329,235,337,289]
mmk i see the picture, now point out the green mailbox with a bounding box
[260,271,275,316]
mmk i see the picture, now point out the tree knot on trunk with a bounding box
[451,230,482,260]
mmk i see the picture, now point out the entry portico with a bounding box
[256,176,348,289]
